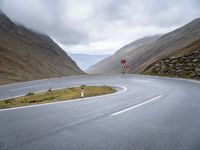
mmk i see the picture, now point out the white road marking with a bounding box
[111,95,163,116]
[0,85,127,112]
[140,74,200,84]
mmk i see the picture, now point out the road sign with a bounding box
[123,64,132,73]
[121,59,126,64]
[121,59,131,73]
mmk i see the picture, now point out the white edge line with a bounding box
[110,95,163,116]
[137,74,200,84]
[0,85,127,112]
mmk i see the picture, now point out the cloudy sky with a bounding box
[0,0,199,55]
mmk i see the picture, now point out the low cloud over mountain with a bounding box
[1,0,199,55]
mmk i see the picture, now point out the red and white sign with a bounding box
[120,59,132,73]
[121,59,126,64]
[123,64,132,72]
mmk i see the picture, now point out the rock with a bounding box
[190,72,196,77]
[195,68,200,72]
[175,66,182,70]
[163,58,170,63]
[168,63,174,67]
[185,67,194,71]
[192,50,199,54]
[171,59,177,63]
[171,56,176,59]
[175,63,183,67]
[154,68,160,71]
[161,65,166,69]
[185,59,191,63]
[192,59,199,63]
[176,69,182,73]
[155,63,161,67]
[186,62,194,66]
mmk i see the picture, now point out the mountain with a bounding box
[0,11,85,85]
[88,18,200,75]
[69,54,109,71]
[87,35,162,73]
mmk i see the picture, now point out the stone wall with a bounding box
[143,40,200,80]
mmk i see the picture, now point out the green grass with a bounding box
[0,86,116,109]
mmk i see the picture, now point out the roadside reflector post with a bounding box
[81,87,84,98]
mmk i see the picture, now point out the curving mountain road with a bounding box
[0,75,200,150]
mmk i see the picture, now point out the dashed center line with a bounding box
[110,95,163,116]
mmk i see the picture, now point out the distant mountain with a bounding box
[88,18,200,75]
[69,54,109,71]
[0,12,85,85]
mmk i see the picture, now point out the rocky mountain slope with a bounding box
[88,18,200,75]
[0,11,84,85]
[142,39,200,80]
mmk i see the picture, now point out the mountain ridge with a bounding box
[0,11,85,85]
[87,35,162,73]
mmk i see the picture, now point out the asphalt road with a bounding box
[0,74,200,150]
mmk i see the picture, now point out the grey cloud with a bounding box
[101,0,200,27]
[0,0,199,54]
[100,0,131,21]
[1,0,89,44]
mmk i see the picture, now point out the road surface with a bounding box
[0,74,200,150]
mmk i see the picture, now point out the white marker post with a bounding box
[81,87,84,98]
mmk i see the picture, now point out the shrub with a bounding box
[48,88,52,92]
[26,92,34,96]
[4,99,12,104]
